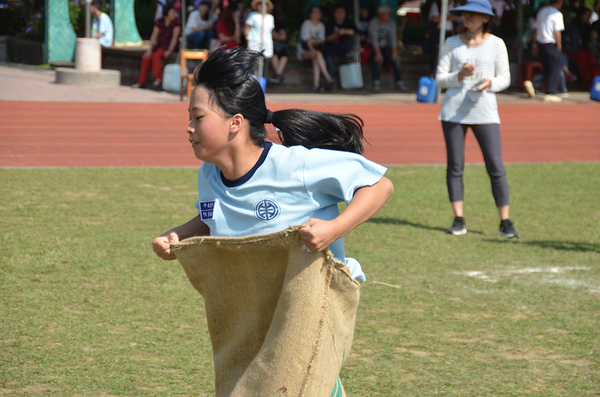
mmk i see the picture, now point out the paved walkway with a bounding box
[0,63,594,104]
[0,63,598,167]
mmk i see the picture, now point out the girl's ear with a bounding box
[229,114,245,134]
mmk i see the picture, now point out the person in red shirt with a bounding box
[133,4,181,88]
[215,5,241,50]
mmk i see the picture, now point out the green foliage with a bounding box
[135,0,158,40]
[1,164,599,396]
[68,0,86,37]
[0,7,26,36]
[22,5,45,41]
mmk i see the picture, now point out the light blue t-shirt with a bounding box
[92,12,114,47]
[195,142,387,280]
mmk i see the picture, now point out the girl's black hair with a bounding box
[193,48,365,154]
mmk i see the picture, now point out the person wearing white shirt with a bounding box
[436,0,520,239]
[427,0,460,71]
[244,0,275,80]
[90,0,113,48]
[184,0,218,49]
[297,6,334,92]
[527,0,565,101]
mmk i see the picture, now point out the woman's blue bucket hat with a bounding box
[449,0,495,16]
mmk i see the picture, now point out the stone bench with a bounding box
[101,45,178,86]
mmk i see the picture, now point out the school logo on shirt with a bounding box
[254,198,280,222]
[199,200,216,221]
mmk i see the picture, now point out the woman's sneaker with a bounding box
[446,217,467,235]
[499,219,520,238]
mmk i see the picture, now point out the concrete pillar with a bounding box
[75,38,101,71]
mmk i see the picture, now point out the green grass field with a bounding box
[1,163,599,396]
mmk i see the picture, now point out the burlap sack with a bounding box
[172,226,360,397]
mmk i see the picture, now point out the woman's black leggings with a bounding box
[442,121,510,207]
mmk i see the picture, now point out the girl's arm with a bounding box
[144,25,161,57]
[299,20,311,42]
[153,216,210,260]
[165,25,181,55]
[299,176,394,252]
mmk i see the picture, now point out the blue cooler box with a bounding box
[590,76,600,102]
[254,76,267,93]
[417,77,437,103]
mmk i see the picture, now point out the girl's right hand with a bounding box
[458,62,476,80]
[153,232,179,260]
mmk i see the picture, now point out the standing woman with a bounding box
[436,0,520,238]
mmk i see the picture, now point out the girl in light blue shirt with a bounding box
[153,48,393,281]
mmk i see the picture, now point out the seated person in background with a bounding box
[427,0,459,72]
[90,0,113,47]
[244,0,275,79]
[357,0,372,65]
[184,0,218,49]
[215,5,242,50]
[573,23,600,90]
[133,4,181,89]
[270,8,290,84]
[324,4,357,78]
[368,4,408,92]
[297,6,335,92]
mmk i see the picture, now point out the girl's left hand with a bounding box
[477,78,492,91]
[299,219,339,252]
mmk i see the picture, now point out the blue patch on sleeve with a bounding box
[199,200,216,221]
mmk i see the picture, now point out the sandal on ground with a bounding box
[311,86,325,93]
[269,75,283,84]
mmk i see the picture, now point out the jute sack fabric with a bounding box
[172,225,360,397]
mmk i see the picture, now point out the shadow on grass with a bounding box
[485,239,600,253]
[368,217,485,235]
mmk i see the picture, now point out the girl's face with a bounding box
[166,8,178,22]
[462,11,490,32]
[310,7,322,21]
[199,3,210,18]
[187,86,232,162]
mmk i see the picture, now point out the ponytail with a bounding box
[194,47,367,155]
[270,109,365,154]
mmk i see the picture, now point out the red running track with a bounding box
[0,101,598,167]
